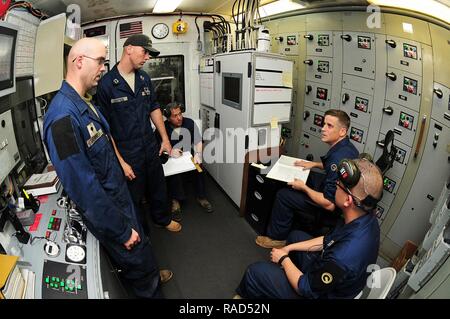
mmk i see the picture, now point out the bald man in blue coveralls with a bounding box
[44,38,172,298]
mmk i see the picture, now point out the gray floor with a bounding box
[148,173,269,299]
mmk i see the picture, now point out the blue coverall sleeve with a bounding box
[298,257,346,298]
[45,115,132,245]
[322,166,338,203]
[95,82,111,122]
[148,77,160,112]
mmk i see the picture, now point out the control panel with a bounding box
[13,190,105,299]
[342,32,376,80]
[304,82,331,111]
[42,260,87,299]
[305,56,333,85]
[305,31,334,57]
[386,36,423,76]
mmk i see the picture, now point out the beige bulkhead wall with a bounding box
[264,10,449,260]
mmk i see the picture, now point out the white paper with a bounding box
[163,151,196,177]
[266,155,311,183]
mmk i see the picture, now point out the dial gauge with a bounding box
[151,23,169,39]
[66,244,86,263]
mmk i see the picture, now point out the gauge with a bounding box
[44,241,60,257]
[66,244,86,264]
[151,23,169,39]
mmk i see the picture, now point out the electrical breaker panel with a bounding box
[386,36,423,76]
[342,32,376,80]
[305,31,334,57]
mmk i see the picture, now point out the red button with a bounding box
[45,231,51,239]
[52,210,56,216]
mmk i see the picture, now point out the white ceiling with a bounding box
[27,0,369,24]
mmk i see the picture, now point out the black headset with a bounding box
[162,102,185,118]
[337,158,381,210]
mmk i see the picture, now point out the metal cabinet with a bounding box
[386,36,423,76]
[379,101,419,147]
[385,67,422,113]
[348,122,368,153]
[340,88,374,127]
[305,31,334,57]
[298,133,329,163]
[387,120,450,247]
[245,165,284,235]
[302,107,324,139]
[342,32,376,79]
[304,81,331,111]
[431,83,450,127]
[305,56,333,85]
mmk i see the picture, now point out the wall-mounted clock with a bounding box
[151,23,169,39]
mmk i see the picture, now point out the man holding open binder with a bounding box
[162,102,213,219]
[256,109,359,249]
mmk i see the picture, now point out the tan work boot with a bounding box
[255,236,286,249]
[159,269,173,284]
[171,199,182,222]
[197,198,214,213]
[165,220,182,232]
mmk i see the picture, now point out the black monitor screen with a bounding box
[0,23,17,95]
[222,73,242,110]
[11,77,47,178]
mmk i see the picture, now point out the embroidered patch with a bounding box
[331,163,337,171]
[113,78,119,85]
[142,87,151,96]
[321,272,333,284]
[140,75,144,81]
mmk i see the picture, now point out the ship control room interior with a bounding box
[0,0,449,300]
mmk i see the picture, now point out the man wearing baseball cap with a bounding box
[97,34,182,235]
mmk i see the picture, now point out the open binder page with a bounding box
[163,151,196,177]
[266,155,311,183]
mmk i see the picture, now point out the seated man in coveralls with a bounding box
[236,158,383,299]
[256,109,359,249]
[43,38,172,298]
[163,102,213,220]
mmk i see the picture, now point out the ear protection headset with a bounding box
[337,159,381,210]
[162,102,185,118]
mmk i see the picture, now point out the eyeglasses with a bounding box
[336,180,351,195]
[336,179,365,205]
[72,55,109,65]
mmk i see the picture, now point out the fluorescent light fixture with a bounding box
[153,0,183,13]
[368,0,450,24]
[259,0,305,18]
[402,22,414,33]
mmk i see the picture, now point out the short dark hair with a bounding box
[324,109,350,130]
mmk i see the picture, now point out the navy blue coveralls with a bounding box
[237,213,380,299]
[96,64,171,229]
[267,137,359,239]
[43,81,161,298]
[164,117,207,200]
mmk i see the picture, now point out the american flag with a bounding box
[119,21,143,38]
